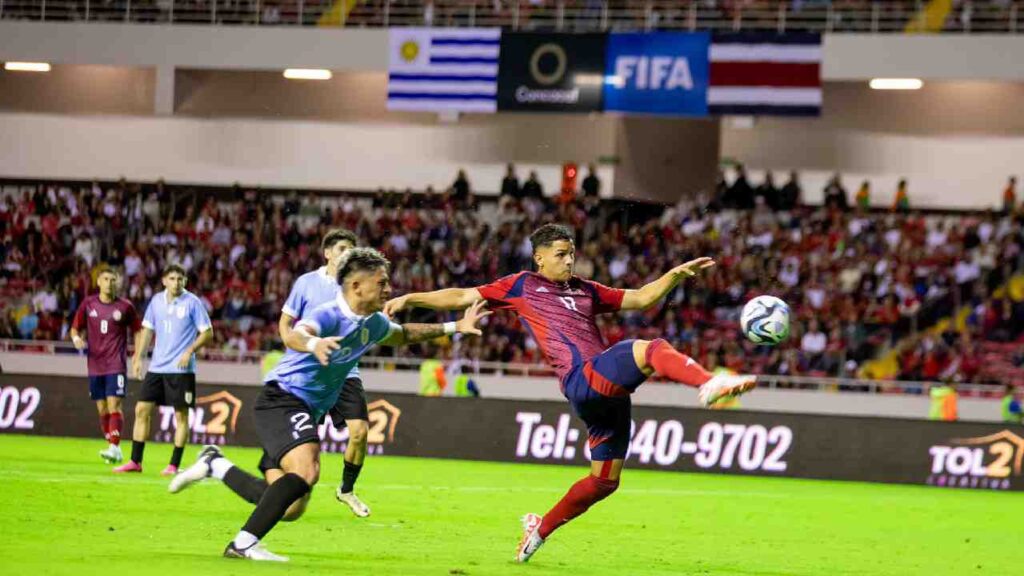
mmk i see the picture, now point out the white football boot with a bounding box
[99,444,123,464]
[336,488,371,517]
[223,541,288,562]
[168,445,222,494]
[515,513,545,563]
[698,374,758,407]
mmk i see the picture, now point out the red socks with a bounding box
[538,474,619,539]
[108,412,123,446]
[646,338,712,388]
[100,413,111,442]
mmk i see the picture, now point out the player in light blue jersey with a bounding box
[277,229,374,517]
[168,248,490,562]
[116,264,214,476]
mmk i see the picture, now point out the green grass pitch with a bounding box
[0,435,1020,576]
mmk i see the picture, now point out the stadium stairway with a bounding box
[859,272,1024,384]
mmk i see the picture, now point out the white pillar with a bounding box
[154,65,175,116]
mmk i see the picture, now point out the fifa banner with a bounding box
[496,33,607,113]
[3,373,1021,492]
[603,32,711,117]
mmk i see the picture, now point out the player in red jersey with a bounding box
[70,265,142,464]
[384,224,757,563]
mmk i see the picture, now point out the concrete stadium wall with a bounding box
[721,82,1024,209]
[4,23,1024,81]
[0,351,1004,422]
[0,112,618,197]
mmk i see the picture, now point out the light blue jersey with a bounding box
[267,293,399,421]
[283,267,361,380]
[142,290,212,374]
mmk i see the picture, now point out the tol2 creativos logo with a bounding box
[319,399,401,456]
[927,430,1024,490]
[603,32,710,116]
[157,390,243,445]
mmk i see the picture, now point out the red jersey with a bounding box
[477,272,625,382]
[71,295,141,376]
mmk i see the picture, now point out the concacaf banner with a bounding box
[389,29,821,118]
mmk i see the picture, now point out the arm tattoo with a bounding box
[400,323,447,344]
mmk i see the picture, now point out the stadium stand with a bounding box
[0,0,1021,34]
[3,170,1022,387]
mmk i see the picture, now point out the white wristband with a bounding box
[305,337,322,353]
[443,321,457,335]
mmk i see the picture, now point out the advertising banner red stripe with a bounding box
[710,62,820,88]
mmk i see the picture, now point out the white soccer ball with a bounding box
[740,295,791,345]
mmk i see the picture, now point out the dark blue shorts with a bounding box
[562,339,647,461]
[88,373,126,401]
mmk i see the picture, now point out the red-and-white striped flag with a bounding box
[708,33,822,116]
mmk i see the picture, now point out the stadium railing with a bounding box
[0,0,1021,34]
[0,338,1005,398]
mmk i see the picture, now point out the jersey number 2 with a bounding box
[559,296,579,312]
[290,412,313,434]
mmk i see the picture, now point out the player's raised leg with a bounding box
[632,339,757,406]
[169,445,313,522]
[224,443,319,562]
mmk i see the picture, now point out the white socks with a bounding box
[210,457,233,480]
[233,530,258,550]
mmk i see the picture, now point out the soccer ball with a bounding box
[740,295,791,345]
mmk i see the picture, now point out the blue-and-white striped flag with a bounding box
[387,28,501,113]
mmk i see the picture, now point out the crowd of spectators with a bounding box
[2,167,1023,387]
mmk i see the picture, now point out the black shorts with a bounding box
[140,372,196,409]
[255,383,320,473]
[327,377,369,426]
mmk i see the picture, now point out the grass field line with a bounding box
[0,467,916,502]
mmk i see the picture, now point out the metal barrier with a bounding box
[0,338,1004,396]
[0,0,1020,33]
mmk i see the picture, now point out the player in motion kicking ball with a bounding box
[169,248,490,561]
[384,224,757,563]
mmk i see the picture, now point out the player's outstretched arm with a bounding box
[384,287,483,317]
[620,257,716,311]
[282,324,342,366]
[381,300,491,346]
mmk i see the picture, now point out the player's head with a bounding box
[162,264,187,297]
[322,228,358,266]
[336,247,392,314]
[95,264,119,299]
[530,224,575,282]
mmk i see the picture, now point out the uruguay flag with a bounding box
[387,28,501,113]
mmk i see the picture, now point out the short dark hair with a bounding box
[322,228,358,252]
[336,247,390,285]
[529,224,574,254]
[95,263,117,278]
[162,263,186,278]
